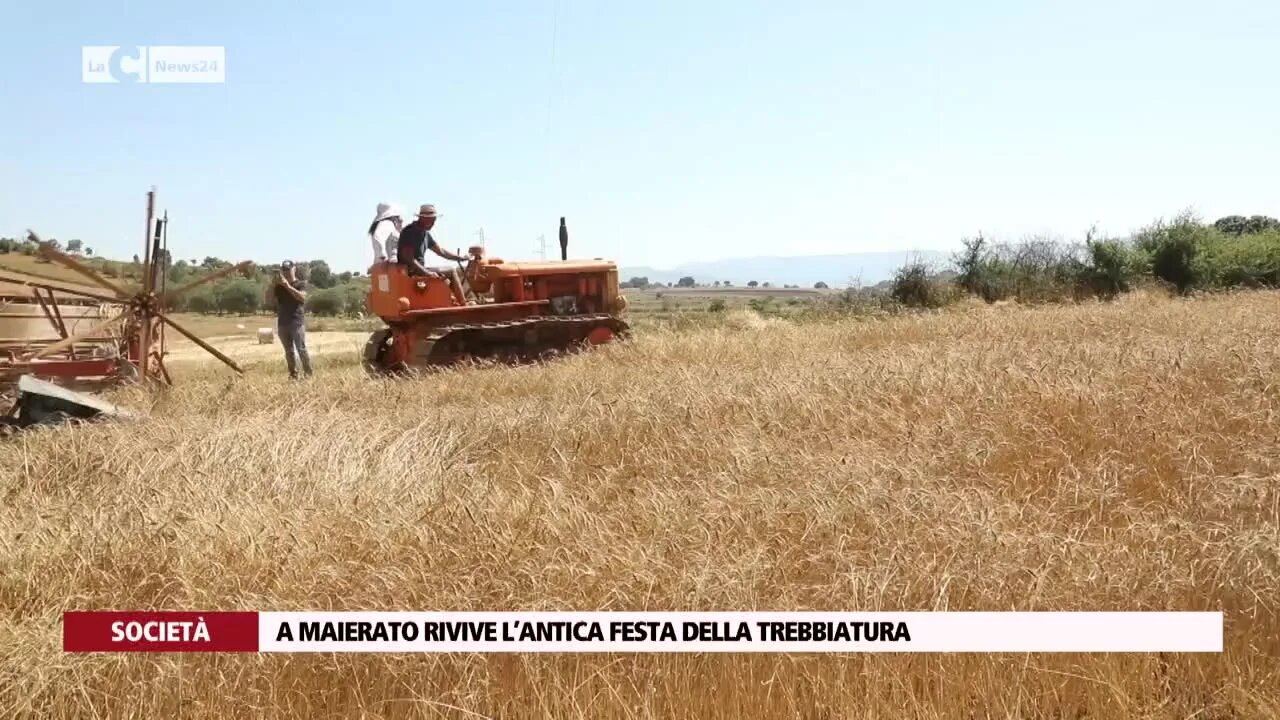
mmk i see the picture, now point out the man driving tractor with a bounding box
[396,203,469,305]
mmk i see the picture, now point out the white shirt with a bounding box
[371,219,400,262]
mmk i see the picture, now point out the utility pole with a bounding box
[534,234,547,260]
[475,227,486,250]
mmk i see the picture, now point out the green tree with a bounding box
[307,260,336,289]
[1213,215,1249,236]
[1081,236,1145,299]
[215,278,261,314]
[1211,214,1279,237]
[814,281,829,289]
[66,239,83,253]
[890,260,954,308]
[338,282,369,315]
[1246,215,1280,234]
[169,260,191,283]
[308,288,345,315]
[183,288,217,314]
[1134,212,1208,294]
[677,276,695,287]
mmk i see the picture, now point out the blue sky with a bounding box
[2,0,1278,273]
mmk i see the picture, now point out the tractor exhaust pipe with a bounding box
[559,217,568,261]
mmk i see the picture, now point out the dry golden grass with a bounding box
[2,290,1279,719]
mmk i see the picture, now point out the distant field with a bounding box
[0,255,834,303]
[0,252,841,329]
[626,286,831,298]
[621,285,841,320]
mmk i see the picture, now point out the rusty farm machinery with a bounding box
[361,217,631,375]
[0,189,250,391]
[2,189,632,396]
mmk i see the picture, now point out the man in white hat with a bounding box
[368,202,403,265]
[397,203,469,304]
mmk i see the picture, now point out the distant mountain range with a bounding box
[620,250,952,288]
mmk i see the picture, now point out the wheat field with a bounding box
[2,290,1279,719]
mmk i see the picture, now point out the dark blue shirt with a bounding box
[274,278,307,324]
[397,221,440,275]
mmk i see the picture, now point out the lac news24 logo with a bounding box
[82,46,225,84]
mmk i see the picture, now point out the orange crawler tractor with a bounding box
[363,221,630,374]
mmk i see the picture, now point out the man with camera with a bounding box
[265,260,313,379]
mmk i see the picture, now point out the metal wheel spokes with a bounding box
[9,191,252,387]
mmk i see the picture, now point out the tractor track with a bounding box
[363,314,629,375]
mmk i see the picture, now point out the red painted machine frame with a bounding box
[0,274,158,386]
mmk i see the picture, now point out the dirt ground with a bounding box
[163,331,370,366]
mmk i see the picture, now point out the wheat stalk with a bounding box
[1,292,1278,718]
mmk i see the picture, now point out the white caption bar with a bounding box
[258,612,1222,653]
